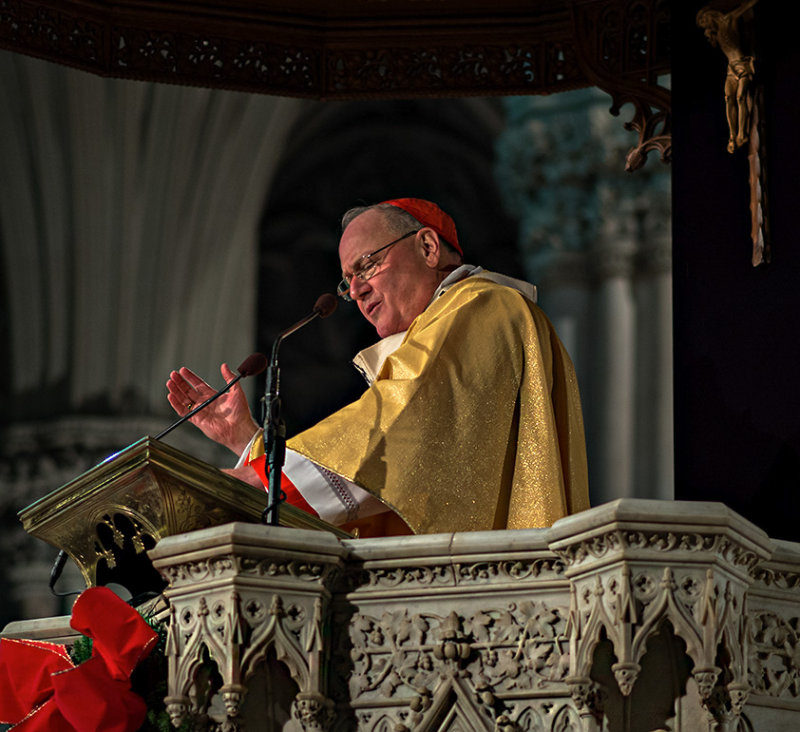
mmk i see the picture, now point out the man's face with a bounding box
[339,210,439,338]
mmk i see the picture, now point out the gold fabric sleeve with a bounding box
[287,277,589,534]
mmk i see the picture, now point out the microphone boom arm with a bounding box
[156,352,267,442]
[155,373,246,441]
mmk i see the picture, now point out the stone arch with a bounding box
[591,620,695,732]
[550,703,581,731]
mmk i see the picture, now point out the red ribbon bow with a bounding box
[0,586,159,731]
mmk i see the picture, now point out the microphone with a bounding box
[235,352,271,378]
[262,294,337,525]
[155,352,268,441]
[270,293,337,354]
[315,292,338,317]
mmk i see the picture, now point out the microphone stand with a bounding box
[262,345,285,526]
[261,299,335,525]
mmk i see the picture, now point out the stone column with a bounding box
[591,234,637,501]
[634,238,674,499]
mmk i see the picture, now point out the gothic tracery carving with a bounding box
[554,521,772,730]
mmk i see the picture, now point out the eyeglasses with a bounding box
[337,229,420,301]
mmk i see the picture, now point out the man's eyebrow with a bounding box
[340,258,357,279]
[342,252,370,277]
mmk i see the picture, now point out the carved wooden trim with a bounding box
[1,0,670,103]
[569,0,672,170]
[0,0,672,174]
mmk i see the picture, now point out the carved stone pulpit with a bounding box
[6,499,800,730]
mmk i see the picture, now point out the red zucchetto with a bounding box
[381,198,462,255]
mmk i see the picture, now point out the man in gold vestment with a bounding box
[167,199,589,535]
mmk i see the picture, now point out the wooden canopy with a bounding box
[1,0,670,101]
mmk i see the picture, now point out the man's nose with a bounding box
[350,276,370,300]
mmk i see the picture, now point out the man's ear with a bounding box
[419,229,442,268]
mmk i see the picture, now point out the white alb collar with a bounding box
[351,265,537,384]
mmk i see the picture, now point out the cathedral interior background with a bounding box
[0,43,672,626]
[7,4,800,728]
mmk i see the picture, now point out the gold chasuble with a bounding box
[287,276,589,534]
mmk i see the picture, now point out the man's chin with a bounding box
[375,321,409,339]
[369,309,408,339]
[373,318,395,340]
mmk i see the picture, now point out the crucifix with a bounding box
[697,0,768,265]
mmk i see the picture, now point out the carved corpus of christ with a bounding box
[697,0,768,265]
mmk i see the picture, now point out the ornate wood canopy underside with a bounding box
[1,0,669,100]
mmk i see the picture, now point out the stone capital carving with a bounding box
[151,523,346,729]
[549,499,774,727]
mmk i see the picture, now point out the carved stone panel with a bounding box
[137,500,800,731]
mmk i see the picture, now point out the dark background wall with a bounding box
[672,1,800,541]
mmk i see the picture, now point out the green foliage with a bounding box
[69,633,93,665]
